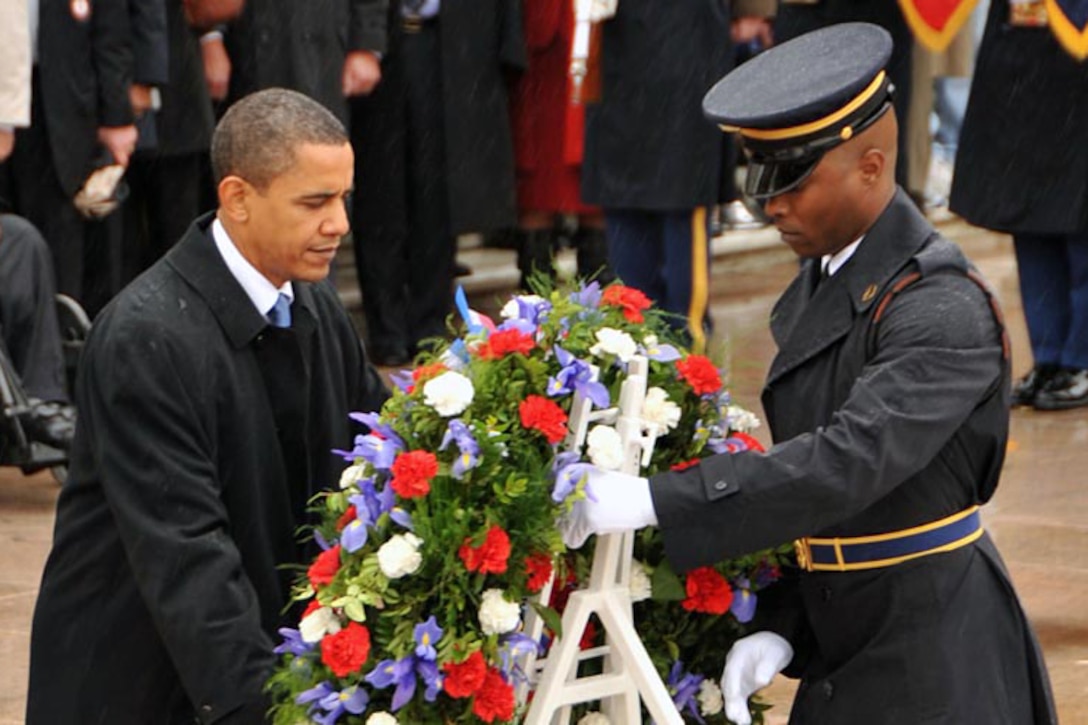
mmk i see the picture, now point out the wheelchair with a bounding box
[0,293,91,484]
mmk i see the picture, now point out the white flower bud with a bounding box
[478,588,521,635]
[423,371,475,417]
[377,533,423,579]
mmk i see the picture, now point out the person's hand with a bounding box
[129,83,154,117]
[342,51,382,96]
[201,34,232,101]
[731,16,773,47]
[720,632,794,725]
[97,125,139,166]
[558,467,657,549]
[0,128,14,162]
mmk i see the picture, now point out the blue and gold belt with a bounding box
[794,506,983,572]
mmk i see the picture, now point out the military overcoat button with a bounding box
[822,681,834,700]
[714,480,728,491]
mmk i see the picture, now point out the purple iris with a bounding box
[730,577,758,624]
[390,370,414,393]
[498,632,542,685]
[414,616,443,661]
[366,618,444,711]
[296,682,369,725]
[340,479,397,553]
[498,317,537,336]
[511,295,552,326]
[640,339,682,363]
[666,661,706,724]
[274,627,313,656]
[552,459,594,504]
[439,420,480,479]
[546,346,610,408]
[389,506,414,530]
[570,281,602,309]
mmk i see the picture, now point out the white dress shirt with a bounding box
[211,218,294,319]
[821,236,864,278]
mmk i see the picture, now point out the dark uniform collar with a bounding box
[165,212,321,349]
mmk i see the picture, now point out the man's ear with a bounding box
[858,148,885,187]
[218,175,250,223]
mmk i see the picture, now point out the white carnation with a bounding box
[501,295,545,319]
[366,713,399,725]
[628,561,652,603]
[377,532,423,579]
[726,405,761,434]
[299,605,342,644]
[338,463,367,490]
[423,371,475,417]
[698,679,724,716]
[478,588,521,635]
[586,425,624,471]
[642,387,681,434]
[590,327,637,363]
[577,713,612,725]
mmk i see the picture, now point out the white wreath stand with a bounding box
[520,356,683,725]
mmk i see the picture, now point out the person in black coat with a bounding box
[26,89,389,724]
[0,0,137,304]
[350,0,526,366]
[950,0,1088,410]
[562,24,1056,725]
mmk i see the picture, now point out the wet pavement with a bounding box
[1,216,1086,723]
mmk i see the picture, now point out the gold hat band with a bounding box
[719,70,887,141]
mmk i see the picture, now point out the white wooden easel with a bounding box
[520,356,683,725]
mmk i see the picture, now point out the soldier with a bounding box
[561,23,1056,724]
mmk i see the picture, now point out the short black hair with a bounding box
[210,88,349,189]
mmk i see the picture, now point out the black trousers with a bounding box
[350,21,455,358]
[0,215,68,402]
[0,74,88,302]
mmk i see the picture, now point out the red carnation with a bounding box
[443,650,487,698]
[479,328,536,360]
[472,668,516,723]
[681,567,734,615]
[407,362,447,393]
[677,355,722,396]
[459,525,512,575]
[320,621,371,677]
[601,284,652,323]
[335,505,358,531]
[731,431,765,453]
[308,545,342,587]
[670,458,701,472]
[524,553,554,593]
[390,449,438,499]
[579,619,599,650]
[519,395,569,444]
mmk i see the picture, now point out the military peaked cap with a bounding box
[704,22,895,199]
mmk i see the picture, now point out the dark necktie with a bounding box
[267,293,292,328]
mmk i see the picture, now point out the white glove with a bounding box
[720,631,794,725]
[558,467,657,549]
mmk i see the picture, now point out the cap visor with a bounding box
[745,156,821,200]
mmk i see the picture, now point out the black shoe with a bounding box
[1011,364,1060,407]
[1033,368,1088,411]
[453,261,473,278]
[20,400,76,451]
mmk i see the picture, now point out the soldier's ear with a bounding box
[857,148,886,187]
[218,175,250,223]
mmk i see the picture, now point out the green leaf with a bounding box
[651,559,686,601]
[343,598,367,623]
[530,601,563,640]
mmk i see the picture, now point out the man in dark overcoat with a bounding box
[223,0,388,121]
[26,89,388,724]
[562,24,1056,724]
[950,0,1088,410]
[349,0,526,365]
[0,0,137,303]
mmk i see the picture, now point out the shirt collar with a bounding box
[211,217,293,319]
[821,236,864,278]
